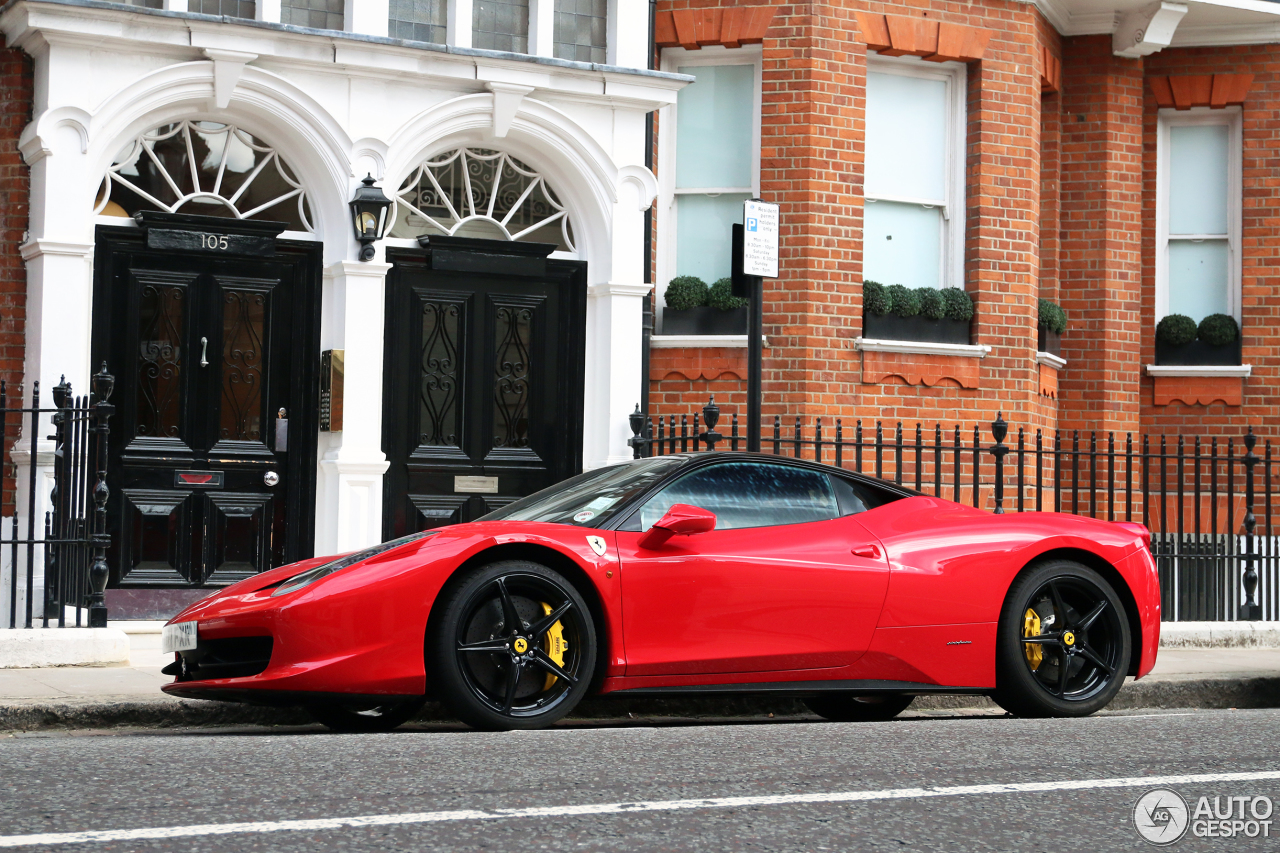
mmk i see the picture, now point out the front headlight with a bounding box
[272,532,435,597]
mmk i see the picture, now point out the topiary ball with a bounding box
[941,287,974,322]
[1156,314,1197,346]
[1197,313,1240,347]
[863,280,892,316]
[918,287,946,320]
[707,277,748,311]
[664,275,709,311]
[1038,297,1067,335]
[887,284,920,318]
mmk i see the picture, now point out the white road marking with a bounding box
[3,770,1279,848]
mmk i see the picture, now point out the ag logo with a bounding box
[586,536,607,557]
[1134,789,1190,845]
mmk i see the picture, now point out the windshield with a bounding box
[479,456,687,528]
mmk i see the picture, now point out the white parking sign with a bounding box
[742,199,779,278]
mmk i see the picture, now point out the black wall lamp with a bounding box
[349,174,391,261]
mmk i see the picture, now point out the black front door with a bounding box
[92,213,321,588]
[383,237,587,538]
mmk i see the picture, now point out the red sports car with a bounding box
[161,453,1160,731]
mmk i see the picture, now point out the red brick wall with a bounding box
[0,36,31,513]
[648,0,1060,443]
[1140,46,1280,444]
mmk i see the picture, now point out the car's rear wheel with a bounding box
[307,698,425,733]
[804,694,914,722]
[992,560,1131,718]
[430,560,597,731]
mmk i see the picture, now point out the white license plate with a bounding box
[161,621,198,654]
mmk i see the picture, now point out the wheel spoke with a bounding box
[1055,652,1071,696]
[1048,580,1069,628]
[501,659,522,713]
[527,600,572,638]
[1022,631,1064,646]
[531,648,578,685]
[1078,599,1108,631]
[457,638,510,654]
[1077,643,1115,675]
[495,577,523,633]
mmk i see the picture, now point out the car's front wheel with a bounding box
[992,560,1131,718]
[430,560,597,731]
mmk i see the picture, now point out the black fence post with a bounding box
[1241,426,1262,620]
[87,364,114,629]
[628,404,646,459]
[990,413,1008,514]
[701,397,721,451]
[46,377,70,626]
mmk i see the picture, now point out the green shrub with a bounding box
[1038,298,1067,335]
[707,277,748,311]
[664,275,708,311]
[918,287,946,320]
[941,287,974,322]
[887,284,920,317]
[1156,314,1197,346]
[1197,313,1239,347]
[863,280,893,316]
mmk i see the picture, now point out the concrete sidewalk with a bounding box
[2,635,1279,731]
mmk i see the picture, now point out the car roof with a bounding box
[627,452,923,499]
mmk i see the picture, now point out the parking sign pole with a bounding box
[735,199,778,453]
[747,271,763,452]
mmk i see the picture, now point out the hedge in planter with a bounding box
[1155,312,1241,366]
[663,275,748,335]
[1038,297,1067,356]
[862,281,972,345]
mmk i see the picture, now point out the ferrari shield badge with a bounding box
[586,535,607,556]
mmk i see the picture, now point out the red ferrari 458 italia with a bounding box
[161,452,1160,731]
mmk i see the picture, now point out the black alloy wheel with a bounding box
[306,698,426,733]
[430,560,597,731]
[993,560,1131,718]
[804,694,915,722]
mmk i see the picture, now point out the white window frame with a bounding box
[1155,107,1242,323]
[655,44,763,333]
[863,54,966,291]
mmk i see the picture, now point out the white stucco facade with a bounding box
[0,0,682,559]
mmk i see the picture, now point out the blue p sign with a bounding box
[747,218,758,232]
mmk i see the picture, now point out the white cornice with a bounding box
[1036,351,1068,369]
[1145,364,1252,377]
[650,335,770,348]
[1026,0,1280,43]
[19,239,94,261]
[588,282,652,298]
[854,338,992,358]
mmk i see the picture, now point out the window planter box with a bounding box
[862,313,970,346]
[662,306,747,336]
[1154,338,1241,367]
[1037,326,1061,357]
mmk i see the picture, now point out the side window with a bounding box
[829,475,899,516]
[637,462,839,531]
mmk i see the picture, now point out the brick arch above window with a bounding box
[853,13,990,64]
[654,6,778,51]
[1149,74,1254,110]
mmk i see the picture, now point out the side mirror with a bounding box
[637,503,717,549]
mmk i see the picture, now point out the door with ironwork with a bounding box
[92,214,321,589]
[382,238,587,538]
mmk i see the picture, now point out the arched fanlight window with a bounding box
[389,147,576,252]
[95,120,314,232]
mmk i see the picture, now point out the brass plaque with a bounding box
[454,475,499,494]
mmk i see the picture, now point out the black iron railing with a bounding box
[1,365,115,629]
[629,398,1276,622]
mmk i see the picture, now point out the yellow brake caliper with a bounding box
[540,602,569,690]
[1024,608,1043,671]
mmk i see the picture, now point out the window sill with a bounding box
[1036,351,1067,369]
[854,337,991,358]
[1145,365,1251,378]
[650,335,768,349]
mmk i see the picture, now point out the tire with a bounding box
[429,560,597,731]
[804,694,914,722]
[307,698,426,733]
[992,560,1131,718]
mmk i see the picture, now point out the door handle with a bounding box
[851,543,881,560]
[199,337,208,367]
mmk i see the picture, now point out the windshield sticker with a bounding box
[573,510,596,523]
[586,535,607,556]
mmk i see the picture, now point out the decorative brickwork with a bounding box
[1039,363,1058,399]
[0,36,30,513]
[852,12,990,63]
[860,351,982,390]
[1152,376,1244,407]
[1148,73,1253,109]
[654,6,777,49]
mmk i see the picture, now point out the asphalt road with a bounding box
[1,708,1279,852]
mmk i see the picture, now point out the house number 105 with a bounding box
[199,234,230,250]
